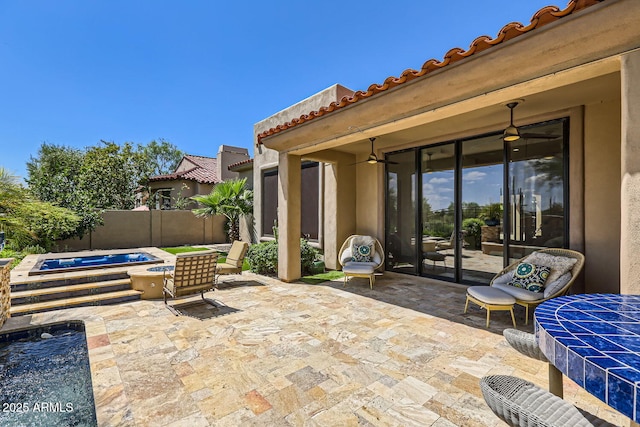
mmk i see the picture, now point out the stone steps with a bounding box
[10,289,142,316]
[10,270,142,316]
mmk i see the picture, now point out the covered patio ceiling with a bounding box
[276,63,620,161]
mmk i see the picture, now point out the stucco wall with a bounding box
[148,180,214,209]
[253,84,355,245]
[56,210,227,251]
[0,258,13,328]
[584,99,621,293]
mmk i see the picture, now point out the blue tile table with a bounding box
[535,294,640,425]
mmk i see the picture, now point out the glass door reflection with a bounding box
[386,150,418,274]
[461,135,505,283]
[420,145,455,280]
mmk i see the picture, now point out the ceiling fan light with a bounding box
[503,125,521,142]
[367,156,378,164]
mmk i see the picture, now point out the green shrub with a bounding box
[246,239,319,275]
[462,218,484,249]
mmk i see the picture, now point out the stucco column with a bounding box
[278,152,301,282]
[620,50,640,294]
[323,157,356,270]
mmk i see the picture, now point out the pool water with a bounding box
[30,251,161,275]
[41,252,154,270]
[0,322,97,426]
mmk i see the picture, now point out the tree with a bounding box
[80,141,139,209]
[191,178,253,242]
[136,139,183,181]
[1,166,80,250]
[25,139,184,237]
[26,143,101,237]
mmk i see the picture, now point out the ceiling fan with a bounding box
[503,102,560,141]
[353,138,398,165]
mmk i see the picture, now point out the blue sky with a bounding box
[1,1,560,181]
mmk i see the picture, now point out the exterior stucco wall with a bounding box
[55,210,226,251]
[217,145,250,182]
[584,99,622,293]
[253,84,355,248]
[148,180,214,209]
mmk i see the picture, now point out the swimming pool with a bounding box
[0,321,98,426]
[30,250,162,276]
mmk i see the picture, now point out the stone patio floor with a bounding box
[5,271,629,426]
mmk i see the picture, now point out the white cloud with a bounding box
[428,177,450,184]
[463,171,487,181]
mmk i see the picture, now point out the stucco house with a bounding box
[143,145,250,210]
[253,0,640,295]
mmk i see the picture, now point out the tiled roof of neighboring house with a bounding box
[148,154,219,184]
[257,0,603,144]
[228,158,254,171]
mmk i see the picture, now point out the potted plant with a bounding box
[480,203,502,226]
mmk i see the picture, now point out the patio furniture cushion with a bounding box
[493,283,545,302]
[523,252,577,284]
[480,375,615,427]
[508,262,550,293]
[543,272,571,298]
[467,286,516,305]
[352,242,374,262]
[492,271,514,286]
[342,262,376,275]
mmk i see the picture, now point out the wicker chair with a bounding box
[339,235,384,289]
[503,328,563,398]
[480,375,615,427]
[490,248,585,324]
[163,250,219,315]
[503,329,547,361]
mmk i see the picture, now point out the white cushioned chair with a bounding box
[339,235,384,289]
[490,248,584,324]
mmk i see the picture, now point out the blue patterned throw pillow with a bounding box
[351,243,373,262]
[508,262,551,293]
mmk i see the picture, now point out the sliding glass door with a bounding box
[386,150,417,274]
[385,118,569,285]
[420,144,455,280]
[461,135,505,283]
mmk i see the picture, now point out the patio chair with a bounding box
[215,240,249,284]
[163,250,219,315]
[339,235,384,289]
[465,248,584,327]
[480,375,615,427]
[503,329,564,398]
[490,248,584,324]
[435,231,467,251]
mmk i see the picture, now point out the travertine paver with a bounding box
[15,271,628,426]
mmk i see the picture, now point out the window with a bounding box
[154,189,172,210]
[262,169,278,236]
[261,162,320,240]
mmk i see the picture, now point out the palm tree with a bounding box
[191,178,253,242]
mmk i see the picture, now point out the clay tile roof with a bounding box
[257,0,604,144]
[228,158,254,171]
[148,155,219,184]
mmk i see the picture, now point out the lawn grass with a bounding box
[161,246,211,255]
[161,246,250,271]
[300,270,344,285]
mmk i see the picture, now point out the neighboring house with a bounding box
[254,0,640,295]
[145,145,250,210]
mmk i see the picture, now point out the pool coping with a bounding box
[29,250,163,276]
[10,247,176,285]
